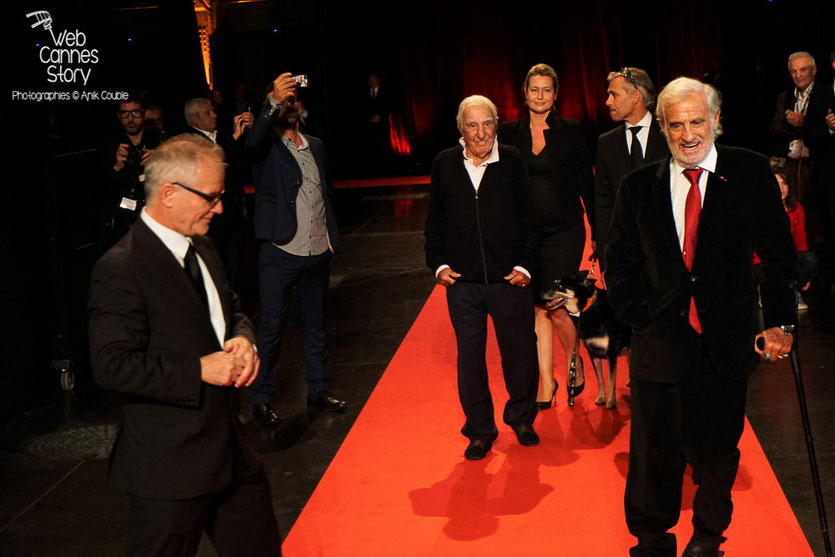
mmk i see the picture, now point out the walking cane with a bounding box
[759,334,832,556]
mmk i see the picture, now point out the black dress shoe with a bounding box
[252,403,282,425]
[464,439,492,460]
[307,391,346,412]
[512,424,540,446]
[681,534,726,557]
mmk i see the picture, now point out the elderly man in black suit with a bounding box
[804,48,835,291]
[607,77,797,557]
[247,72,345,424]
[771,51,825,244]
[595,67,669,271]
[184,97,254,291]
[425,94,541,461]
[89,134,281,556]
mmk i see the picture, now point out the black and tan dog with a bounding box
[542,271,631,409]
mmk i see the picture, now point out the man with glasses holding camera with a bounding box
[98,90,160,250]
[89,134,282,556]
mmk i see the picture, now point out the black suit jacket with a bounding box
[88,217,258,499]
[499,114,595,237]
[804,81,835,187]
[594,118,669,269]
[771,82,826,156]
[606,146,797,383]
[188,127,249,226]
[247,105,341,251]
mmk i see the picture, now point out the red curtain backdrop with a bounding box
[325,0,724,168]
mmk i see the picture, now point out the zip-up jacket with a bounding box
[424,143,541,283]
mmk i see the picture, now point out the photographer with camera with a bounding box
[97,91,160,251]
[246,72,346,424]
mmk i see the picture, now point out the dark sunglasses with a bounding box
[617,67,639,90]
[172,182,224,208]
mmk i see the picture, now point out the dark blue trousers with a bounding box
[446,281,538,443]
[253,244,331,405]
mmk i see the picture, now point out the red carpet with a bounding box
[283,286,813,555]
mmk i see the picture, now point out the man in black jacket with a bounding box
[595,67,669,270]
[607,77,796,557]
[424,95,541,461]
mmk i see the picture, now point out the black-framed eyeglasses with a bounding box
[118,109,145,119]
[172,182,224,208]
[617,67,639,90]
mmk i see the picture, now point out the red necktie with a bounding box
[683,168,703,333]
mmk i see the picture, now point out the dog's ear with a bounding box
[577,270,590,281]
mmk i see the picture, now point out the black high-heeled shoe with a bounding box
[536,382,559,410]
[566,379,585,398]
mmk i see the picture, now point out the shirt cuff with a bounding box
[513,266,531,280]
[435,264,450,277]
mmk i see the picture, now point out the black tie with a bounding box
[629,126,644,164]
[184,244,208,308]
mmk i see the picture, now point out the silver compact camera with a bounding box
[291,74,308,87]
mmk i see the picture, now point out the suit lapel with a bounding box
[651,158,688,270]
[133,219,219,341]
[692,147,728,272]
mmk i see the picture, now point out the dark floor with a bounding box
[1,184,834,556]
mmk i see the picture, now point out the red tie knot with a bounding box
[683,167,703,186]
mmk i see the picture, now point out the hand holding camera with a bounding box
[271,72,299,105]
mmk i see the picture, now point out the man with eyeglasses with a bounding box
[595,67,669,271]
[424,95,541,461]
[246,72,345,424]
[98,90,160,250]
[88,134,282,556]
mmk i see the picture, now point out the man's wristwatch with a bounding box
[779,325,796,335]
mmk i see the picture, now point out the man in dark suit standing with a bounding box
[247,73,345,425]
[607,77,797,557]
[89,134,281,556]
[595,67,669,270]
[804,48,835,290]
[424,95,541,461]
[184,97,254,291]
[771,51,824,244]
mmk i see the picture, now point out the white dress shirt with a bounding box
[625,111,653,158]
[140,209,226,346]
[669,143,718,250]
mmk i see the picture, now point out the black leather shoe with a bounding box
[464,439,492,460]
[681,534,726,557]
[252,403,282,425]
[513,424,540,446]
[307,391,346,412]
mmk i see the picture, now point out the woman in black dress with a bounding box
[499,63,595,408]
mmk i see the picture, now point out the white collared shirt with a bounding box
[434,138,529,279]
[194,127,218,144]
[459,137,500,192]
[669,143,718,250]
[140,209,226,346]
[625,111,653,157]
